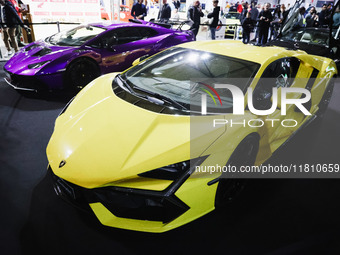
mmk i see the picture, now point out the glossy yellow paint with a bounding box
[47,41,337,233]
[47,74,191,189]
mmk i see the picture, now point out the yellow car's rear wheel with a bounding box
[215,134,259,208]
[317,78,335,119]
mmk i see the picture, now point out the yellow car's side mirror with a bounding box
[132,58,141,66]
[132,54,150,66]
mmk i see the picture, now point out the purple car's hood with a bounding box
[4,40,75,76]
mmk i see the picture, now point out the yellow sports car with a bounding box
[224,12,242,38]
[47,41,337,233]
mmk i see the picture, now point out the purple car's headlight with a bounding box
[28,60,50,69]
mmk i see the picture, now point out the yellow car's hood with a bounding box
[47,74,224,188]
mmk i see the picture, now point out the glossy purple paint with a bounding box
[4,21,195,91]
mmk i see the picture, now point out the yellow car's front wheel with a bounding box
[215,134,259,208]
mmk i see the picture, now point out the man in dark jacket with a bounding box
[238,2,248,40]
[318,4,331,27]
[257,2,272,45]
[187,0,204,36]
[242,10,253,43]
[131,0,147,20]
[158,0,171,23]
[0,0,30,55]
[207,0,220,40]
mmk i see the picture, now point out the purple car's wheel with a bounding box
[66,58,100,90]
[215,135,259,208]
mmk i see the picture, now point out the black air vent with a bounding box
[33,47,52,57]
[25,44,39,51]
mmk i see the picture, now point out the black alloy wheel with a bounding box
[66,58,101,91]
[215,135,259,208]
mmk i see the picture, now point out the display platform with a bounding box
[1,61,340,255]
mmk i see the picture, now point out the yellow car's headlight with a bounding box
[138,157,207,181]
[138,161,190,180]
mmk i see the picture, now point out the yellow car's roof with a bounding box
[178,40,299,65]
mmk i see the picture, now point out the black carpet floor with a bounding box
[1,61,340,255]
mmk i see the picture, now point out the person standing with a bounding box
[294,7,306,29]
[242,10,253,43]
[187,0,204,37]
[131,0,147,20]
[237,1,243,13]
[250,2,259,24]
[158,0,171,23]
[225,1,230,13]
[250,3,260,42]
[305,6,318,27]
[257,2,272,45]
[333,6,340,27]
[318,4,330,27]
[280,4,288,24]
[269,6,282,40]
[207,0,220,40]
[172,0,180,10]
[237,2,248,40]
[229,3,237,12]
[0,0,30,56]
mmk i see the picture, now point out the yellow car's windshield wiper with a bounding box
[132,86,188,111]
[116,74,134,93]
[116,75,179,107]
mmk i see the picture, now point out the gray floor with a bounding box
[1,61,340,255]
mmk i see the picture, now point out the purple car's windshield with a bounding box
[47,25,106,46]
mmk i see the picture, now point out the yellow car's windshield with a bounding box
[121,47,260,113]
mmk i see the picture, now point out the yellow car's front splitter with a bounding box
[51,163,219,233]
[89,176,218,233]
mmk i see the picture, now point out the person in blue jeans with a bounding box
[207,0,220,40]
[187,1,204,37]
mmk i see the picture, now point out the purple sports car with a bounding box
[4,20,194,93]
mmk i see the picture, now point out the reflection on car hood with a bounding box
[4,40,74,75]
[47,73,225,188]
[47,74,191,188]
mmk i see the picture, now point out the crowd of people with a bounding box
[1,0,339,58]
[214,1,339,44]
[132,0,339,44]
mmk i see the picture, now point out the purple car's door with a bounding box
[94,26,164,74]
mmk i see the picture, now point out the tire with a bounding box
[316,78,334,120]
[65,58,100,91]
[215,134,259,208]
